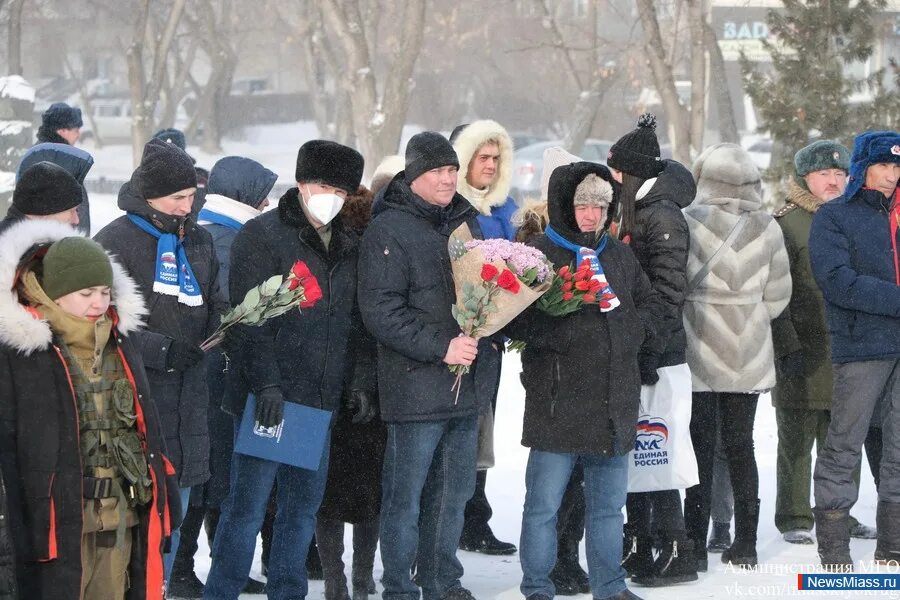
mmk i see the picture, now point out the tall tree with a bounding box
[742,0,898,182]
[7,0,25,75]
[318,0,426,172]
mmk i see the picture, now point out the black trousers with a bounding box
[626,489,685,537]
[684,392,759,548]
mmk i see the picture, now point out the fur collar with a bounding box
[786,179,826,214]
[0,219,146,355]
[199,193,261,225]
[452,120,514,215]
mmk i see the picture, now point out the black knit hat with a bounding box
[137,138,198,200]
[42,102,83,130]
[295,140,364,194]
[13,161,83,215]
[404,131,459,184]
[152,128,187,150]
[607,113,664,179]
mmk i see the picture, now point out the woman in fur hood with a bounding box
[0,220,178,600]
[682,143,791,569]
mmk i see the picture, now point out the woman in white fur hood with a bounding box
[682,142,791,570]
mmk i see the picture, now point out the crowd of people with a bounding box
[0,100,898,600]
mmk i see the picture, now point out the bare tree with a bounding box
[126,0,187,165]
[319,0,426,171]
[7,0,25,75]
[703,18,739,143]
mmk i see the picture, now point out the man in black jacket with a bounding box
[204,140,368,600]
[358,132,484,600]
[36,102,82,145]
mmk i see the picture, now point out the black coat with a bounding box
[224,188,371,415]
[357,174,489,422]
[628,159,694,367]
[506,162,665,456]
[0,222,178,600]
[94,180,227,488]
[20,143,94,234]
[0,470,15,600]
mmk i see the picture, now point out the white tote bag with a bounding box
[627,363,699,492]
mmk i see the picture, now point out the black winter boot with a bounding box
[707,521,731,553]
[632,535,698,587]
[813,507,853,572]
[875,501,900,565]
[683,498,707,572]
[621,528,654,580]
[722,499,759,568]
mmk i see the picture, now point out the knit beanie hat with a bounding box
[794,140,850,180]
[541,147,581,202]
[152,128,187,150]
[137,138,198,200]
[42,102,83,130]
[295,140,365,194]
[42,237,113,300]
[573,174,614,207]
[607,113,664,179]
[404,132,459,184]
[13,161,83,215]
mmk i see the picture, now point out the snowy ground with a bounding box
[83,132,887,598]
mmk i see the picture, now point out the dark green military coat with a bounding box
[771,180,833,410]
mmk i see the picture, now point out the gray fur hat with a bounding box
[794,140,850,178]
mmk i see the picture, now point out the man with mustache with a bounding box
[772,140,877,548]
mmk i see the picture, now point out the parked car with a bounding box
[510,139,614,201]
[741,135,773,171]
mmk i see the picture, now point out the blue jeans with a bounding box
[380,415,479,600]
[203,421,330,600]
[164,486,193,580]
[520,449,629,600]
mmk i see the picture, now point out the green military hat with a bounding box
[794,140,851,188]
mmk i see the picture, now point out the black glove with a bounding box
[165,340,205,371]
[638,352,661,386]
[347,389,378,425]
[778,351,804,379]
[255,387,284,428]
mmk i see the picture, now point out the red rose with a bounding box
[299,276,323,308]
[575,280,590,291]
[287,278,301,291]
[582,294,597,303]
[291,260,313,280]
[496,269,520,294]
[562,291,574,301]
[561,281,573,292]
[481,263,499,282]
[558,265,571,280]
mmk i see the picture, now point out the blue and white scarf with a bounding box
[545,225,620,312]
[198,208,242,231]
[127,214,204,307]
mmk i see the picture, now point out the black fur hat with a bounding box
[295,140,364,194]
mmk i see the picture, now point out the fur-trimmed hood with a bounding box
[691,143,763,214]
[452,120,514,215]
[0,219,146,355]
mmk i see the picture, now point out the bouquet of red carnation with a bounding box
[200,260,323,351]
[447,224,553,400]
[537,259,617,317]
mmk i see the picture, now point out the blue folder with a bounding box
[235,395,332,471]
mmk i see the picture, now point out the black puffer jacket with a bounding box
[0,220,178,600]
[506,162,665,456]
[627,159,694,367]
[224,188,372,415]
[0,470,14,600]
[94,179,227,488]
[358,173,489,422]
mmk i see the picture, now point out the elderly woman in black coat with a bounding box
[508,161,664,600]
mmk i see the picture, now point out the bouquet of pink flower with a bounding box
[200,260,323,351]
[447,224,553,398]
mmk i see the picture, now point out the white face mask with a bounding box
[304,186,344,226]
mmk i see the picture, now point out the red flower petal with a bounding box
[291,260,312,280]
[600,301,611,309]
[287,278,300,291]
[481,263,499,282]
[574,280,590,291]
[558,265,570,279]
[561,281,573,292]
[497,269,520,293]
[562,291,574,301]
[299,276,323,308]
[582,294,597,303]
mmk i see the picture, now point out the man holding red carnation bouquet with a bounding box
[204,140,371,600]
[505,161,665,600]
